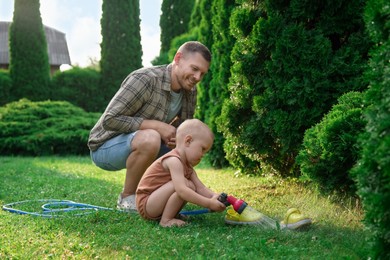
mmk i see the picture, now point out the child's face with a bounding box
[185,134,213,166]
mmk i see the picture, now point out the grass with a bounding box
[0,156,369,259]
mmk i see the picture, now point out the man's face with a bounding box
[175,52,209,91]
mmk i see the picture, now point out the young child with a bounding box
[136,119,226,227]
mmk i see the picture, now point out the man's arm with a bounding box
[102,75,151,133]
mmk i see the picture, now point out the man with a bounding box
[88,41,211,211]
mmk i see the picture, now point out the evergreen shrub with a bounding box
[50,67,103,112]
[296,91,366,194]
[218,0,371,176]
[0,99,100,155]
[0,70,12,106]
[351,0,390,257]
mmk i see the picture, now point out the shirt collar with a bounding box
[162,63,173,92]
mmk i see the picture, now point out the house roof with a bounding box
[0,21,71,66]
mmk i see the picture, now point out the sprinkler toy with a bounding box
[217,193,279,228]
[219,193,312,229]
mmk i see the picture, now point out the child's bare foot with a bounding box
[160,218,187,227]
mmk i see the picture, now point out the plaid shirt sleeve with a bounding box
[103,72,166,132]
[88,65,170,150]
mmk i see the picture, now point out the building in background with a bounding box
[0,21,71,75]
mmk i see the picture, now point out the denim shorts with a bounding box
[90,132,171,171]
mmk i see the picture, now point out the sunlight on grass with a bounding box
[0,156,369,259]
[31,156,126,186]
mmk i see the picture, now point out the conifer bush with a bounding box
[0,70,11,106]
[0,99,100,155]
[352,0,390,258]
[296,91,366,193]
[218,0,371,176]
[50,67,102,112]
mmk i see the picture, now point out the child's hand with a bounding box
[208,194,226,212]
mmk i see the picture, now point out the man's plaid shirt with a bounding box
[88,64,197,151]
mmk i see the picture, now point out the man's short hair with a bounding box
[179,41,211,63]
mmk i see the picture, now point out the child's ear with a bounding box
[185,135,192,145]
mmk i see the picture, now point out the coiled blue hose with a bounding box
[2,199,114,218]
[2,199,212,218]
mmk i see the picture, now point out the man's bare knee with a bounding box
[132,130,161,153]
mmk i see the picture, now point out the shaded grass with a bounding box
[0,156,369,259]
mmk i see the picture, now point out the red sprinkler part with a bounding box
[227,195,248,214]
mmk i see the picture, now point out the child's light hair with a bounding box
[176,119,214,142]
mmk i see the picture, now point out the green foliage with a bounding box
[218,0,371,176]
[296,92,366,194]
[100,0,143,102]
[153,31,197,65]
[168,33,198,61]
[159,0,195,53]
[189,0,202,30]
[352,0,390,258]
[9,0,50,101]
[205,0,236,168]
[194,0,213,122]
[0,99,100,155]
[50,67,103,112]
[0,70,12,106]
[151,51,169,66]
[154,0,195,64]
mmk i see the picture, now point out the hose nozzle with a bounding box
[226,195,248,214]
[218,193,248,214]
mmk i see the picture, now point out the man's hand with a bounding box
[157,123,176,147]
[166,137,176,149]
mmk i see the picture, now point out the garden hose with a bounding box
[2,199,216,218]
[2,199,114,218]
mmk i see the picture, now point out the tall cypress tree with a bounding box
[193,0,213,122]
[205,0,236,168]
[9,0,50,101]
[100,0,142,103]
[153,0,195,65]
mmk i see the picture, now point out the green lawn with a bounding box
[0,156,369,259]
